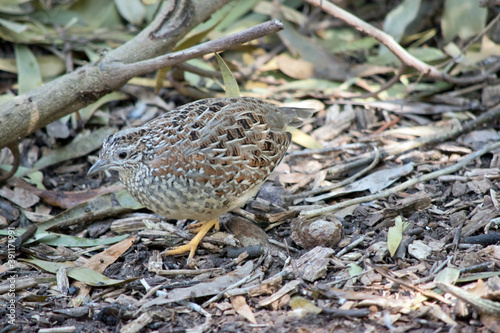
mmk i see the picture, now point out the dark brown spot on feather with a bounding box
[263,141,273,151]
[234,128,245,138]
[228,146,239,156]
[215,141,225,149]
[191,122,203,129]
[227,130,236,141]
[189,131,200,141]
[237,118,251,129]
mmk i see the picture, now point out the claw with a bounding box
[164,218,219,262]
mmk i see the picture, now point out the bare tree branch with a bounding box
[301,139,500,219]
[304,0,498,85]
[0,1,284,154]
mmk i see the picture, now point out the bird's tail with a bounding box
[278,107,314,127]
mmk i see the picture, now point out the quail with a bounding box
[88,97,311,261]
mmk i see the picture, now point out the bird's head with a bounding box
[88,127,148,176]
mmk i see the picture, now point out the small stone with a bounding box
[291,217,342,249]
[408,240,432,261]
[451,181,467,197]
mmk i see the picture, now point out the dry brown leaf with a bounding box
[249,275,283,297]
[231,295,257,324]
[72,237,137,306]
[11,178,123,209]
[257,280,300,308]
[0,187,39,208]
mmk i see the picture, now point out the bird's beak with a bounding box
[88,159,111,176]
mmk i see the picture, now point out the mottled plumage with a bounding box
[88,97,311,261]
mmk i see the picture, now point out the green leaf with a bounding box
[0,165,44,189]
[348,263,363,283]
[37,56,66,79]
[192,0,260,33]
[23,259,135,286]
[114,189,145,209]
[456,271,500,283]
[368,47,445,66]
[0,17,27,33]
[276,79,341,92]
[387,216,409,257]
[14,44,42,95]
[434,267,460,285]
[114,0,146,26]
[0,94,15,104]
[22,259,73,273]
[176,12,228,51]
[23,170,45,190]
[70,0,121,29]
[33,10,88,26]
[287,127,322,150]
[289,296,322,314]
[0,0,31,6]
[215,53,240,97]
[79,91,128,122]
[67,267,135,286]
[31,127,115,172]
[442,0,487,43]
[36,189,142,232]
[383,0,421,43]
[0,228,129,247]
[30,232,129,247]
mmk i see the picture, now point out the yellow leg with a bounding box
[188,219,220,233]
[165,218,219,260]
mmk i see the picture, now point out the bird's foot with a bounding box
[164,218,219,265]
[188,219,220,233]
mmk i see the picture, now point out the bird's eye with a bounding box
[118,151,128,159]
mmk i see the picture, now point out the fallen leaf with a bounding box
[231,296,257,324]
[289,296,322,317]
[388,216,409,257]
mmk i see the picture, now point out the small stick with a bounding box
[335,235,366,258]
[304,0,496,85]
[302,140,500,219]
[288,146,380,200]
[115,20,285,78]
[201,272,264,308]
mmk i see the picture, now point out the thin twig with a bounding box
[367,261,450,304]
[115,20,285,78]
[325,268,373,285]
[437,11,500,70]
[157,268,224,276]
[323,102,500,178]
[286,142,368,158]
[287,146,380,200]
[335,235,366,258]
[349,64,407,99]
[176,62,244,80]
[201,272,264,308]
[301,140,500,219]
[371,115,402,135]
[0,19,285,157]
[437,283,500,315]
[0,143,20,182]
[304,0,496,85]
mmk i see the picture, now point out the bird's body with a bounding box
[89,97,310,261]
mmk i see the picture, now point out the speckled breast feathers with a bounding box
[96,97,310,220]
